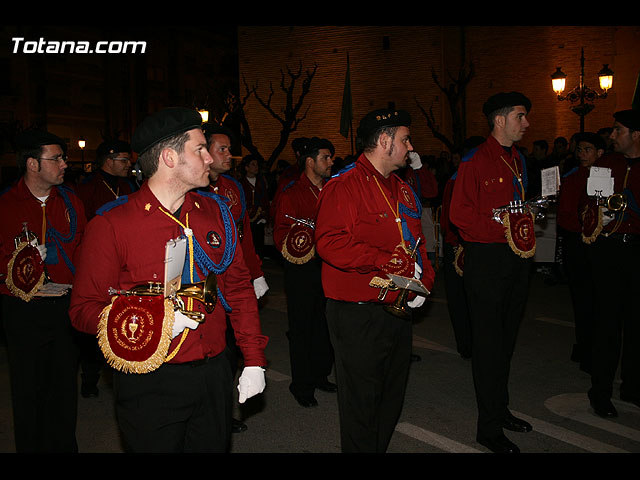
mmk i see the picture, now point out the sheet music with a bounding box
[587,166,614,197]
[164,237,187,297]
[541,166,560,198]
[34,283,72,297]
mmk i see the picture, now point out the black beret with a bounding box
[96,139,131,157]
[482,91,531,117]
[357,108,411,138]
[131,107,203,154]
[15,129,66,152]
[574,132,606,152]
[613,109,640,131]
[202,122,236,144]
[303,137,335,157]
[291,137,310,155]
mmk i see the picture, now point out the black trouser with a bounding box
[463,242,530,439]
[588,234,640,401]
[561,229,595,369]
[74,329,104,388]
[284,258,333,397]
[326,299,412,453]
[2,294,79,453]
[114,351,233,453]
[443,242,472,357]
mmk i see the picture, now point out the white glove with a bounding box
[30,239,47,261]
[237,366,266,403]
[602,210,615,227]
[253,276,269,299]
[257,219,267,225]
[36,245,47,261]
[408,295,426,309]
[171,310,200,339]
[407,151,422,170]
[413,262,422,280]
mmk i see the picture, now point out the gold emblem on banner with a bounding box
[502,211,536,258]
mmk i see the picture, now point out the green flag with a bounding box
[632,70,640,111]
[340,54,353,139]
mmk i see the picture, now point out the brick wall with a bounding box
[238,25,640,166]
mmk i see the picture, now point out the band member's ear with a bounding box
[378,132,390,151]
[160,148,177,168]
[26,156,39,173]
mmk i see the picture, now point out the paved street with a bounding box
[1,256,639,455]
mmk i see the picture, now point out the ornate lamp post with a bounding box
[551,47,614,132]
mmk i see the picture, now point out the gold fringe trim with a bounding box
[503,212,536,258]
[281,230,315,264]
[581,204,603,244]
[6,242,45,302]
[454,245,464,277]
[97,297,175,374]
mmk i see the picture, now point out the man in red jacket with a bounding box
[76,139,137,220]
[69,108,268,452]
[274,137,335,408]
[556,132,605,375]
[1,129,87,452]
[202,123,268,433]
[315,108,435,453]
[450,91,533,454]
[75,138,137,398]
[582,109,640,418]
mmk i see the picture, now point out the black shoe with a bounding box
[410,354,421,362]
[503,412,532,433]
[293,394,318,408]
[315,381,337,393]
[81,384,99,398]
[620,394,640,409]
[590,397,618,418]
[477,434,520,453]
[231,418,247,433]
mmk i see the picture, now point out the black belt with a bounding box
[604,232,640,243]
[178,351,224,368]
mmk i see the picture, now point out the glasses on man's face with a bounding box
[38,155,68,164]
[112,157,131,163]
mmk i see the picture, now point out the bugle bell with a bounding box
[598,192,627,213]
[108,272,217,322]
[382,239,421,320]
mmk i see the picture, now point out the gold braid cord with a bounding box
[6,242,46,302]
[97,297,175,374]
[454,245,464,277]
[581,204,603,244]
[502,212,537,258]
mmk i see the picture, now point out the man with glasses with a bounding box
[0,129,87,452]
[76,139,137,220]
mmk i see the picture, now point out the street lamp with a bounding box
[78,136,87,172]
[551,47,614,132]
[198,109,209,123]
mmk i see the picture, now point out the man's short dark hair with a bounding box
[137,131,190,178]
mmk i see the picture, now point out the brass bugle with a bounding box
[383,239,421,320]
[492,196,554,222]
[284,214,315,230]
[108,272,217,323]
